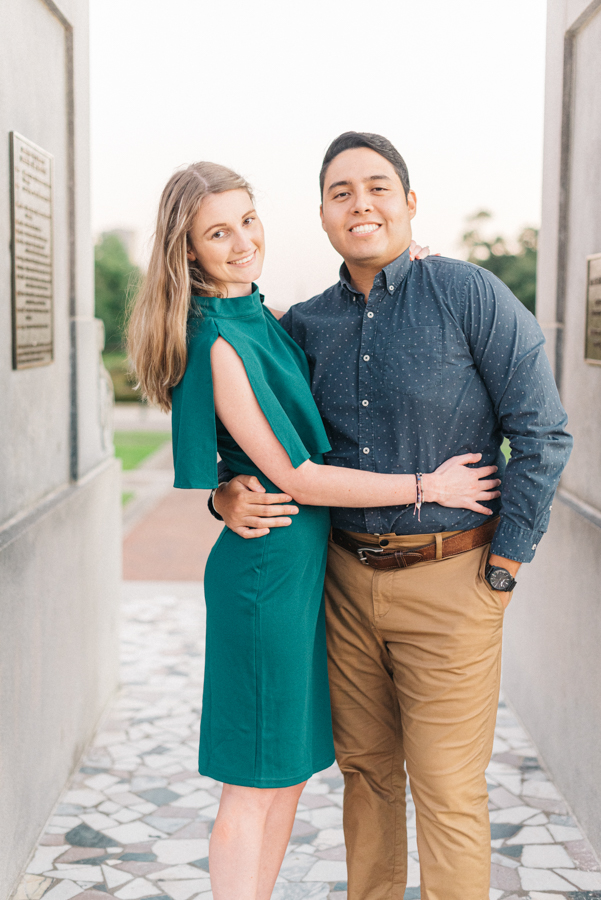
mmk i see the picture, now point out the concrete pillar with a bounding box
[503,0,601,858]
[0,1,121,894]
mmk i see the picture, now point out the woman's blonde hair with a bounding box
[127,161,254,411]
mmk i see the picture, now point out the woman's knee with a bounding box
[285,780,307,799]
[219,780,306,813]
[220,783,274,811]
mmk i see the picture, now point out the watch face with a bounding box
[489,568,513,591]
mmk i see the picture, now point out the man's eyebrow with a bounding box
[326,179,351,193]
[202,209,255,237]
[326,174,392,193]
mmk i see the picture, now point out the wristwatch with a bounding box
[485,563,517,592]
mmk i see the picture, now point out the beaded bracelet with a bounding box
[414,472,424,522]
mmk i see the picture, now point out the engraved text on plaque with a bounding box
[585,253,601,365]
[10,132,54,369]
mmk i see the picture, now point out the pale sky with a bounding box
[90,0,547,310]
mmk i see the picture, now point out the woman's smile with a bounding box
[228,250,257,267]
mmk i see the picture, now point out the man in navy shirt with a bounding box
[212,133,572,900]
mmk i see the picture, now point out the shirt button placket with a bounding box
[358,304,375,476]
[360,289,381,533]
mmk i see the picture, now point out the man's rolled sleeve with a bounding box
[464,269,573,561]
[206,460,237,521]
[217,460,234,484]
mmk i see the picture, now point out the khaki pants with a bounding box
[324,529,507,900]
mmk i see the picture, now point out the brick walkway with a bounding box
[121,438,222,582]
[123,491,222,581]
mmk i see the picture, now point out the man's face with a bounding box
[320,147,416,269]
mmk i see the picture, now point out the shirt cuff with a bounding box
[490,519,545,563]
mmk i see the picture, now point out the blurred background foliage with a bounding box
[461,210,538,315]
[95,232,141,401]
[95,232,140,350]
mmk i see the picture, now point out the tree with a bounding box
[461,211,537,315]
[94,232,140,351]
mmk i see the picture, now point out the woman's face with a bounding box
[187,189,265,297]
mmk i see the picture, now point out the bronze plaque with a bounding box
[585,252,601,365]
[10,132,54,369]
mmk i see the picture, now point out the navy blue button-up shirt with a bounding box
[277,248,572,563]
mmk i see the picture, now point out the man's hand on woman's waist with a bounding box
[214,454,501,540]
[214,475,298,538]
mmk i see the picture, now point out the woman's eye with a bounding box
[243,217,255,226]
[212,230,225,239]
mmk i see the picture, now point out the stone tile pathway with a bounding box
[12,581,601,900]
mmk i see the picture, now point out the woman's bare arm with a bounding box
[210,338,499,512]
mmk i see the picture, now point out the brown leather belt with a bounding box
[331,517,499,570]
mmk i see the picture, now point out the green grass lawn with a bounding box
[114,430,171,471]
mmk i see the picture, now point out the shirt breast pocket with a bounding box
[384,326,443,396]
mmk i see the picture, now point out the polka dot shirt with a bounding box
[278,248,573,563]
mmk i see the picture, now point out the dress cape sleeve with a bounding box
[171,317,220,489]
[171,315,329,490]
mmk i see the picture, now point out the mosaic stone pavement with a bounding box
[12,582,601,900]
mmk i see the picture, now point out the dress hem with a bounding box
[198,754,336,789]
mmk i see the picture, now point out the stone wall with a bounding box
[503,0,601,859]
[0,0,121,895]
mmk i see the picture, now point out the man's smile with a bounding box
[349,223,381,235]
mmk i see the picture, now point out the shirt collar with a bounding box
[339,247,412,298]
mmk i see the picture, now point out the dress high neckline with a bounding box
[191,284,264,319]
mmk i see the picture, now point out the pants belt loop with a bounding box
[435,533,443,560]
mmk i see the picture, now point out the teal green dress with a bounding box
[171,286,335,787]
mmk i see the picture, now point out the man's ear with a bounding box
[319,204,326,232]
[407,190,417,221]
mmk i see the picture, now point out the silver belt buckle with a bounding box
[356,546,385,565]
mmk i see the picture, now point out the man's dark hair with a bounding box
[319,131,410,199]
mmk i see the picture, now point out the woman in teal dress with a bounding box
[127,162,500,900]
